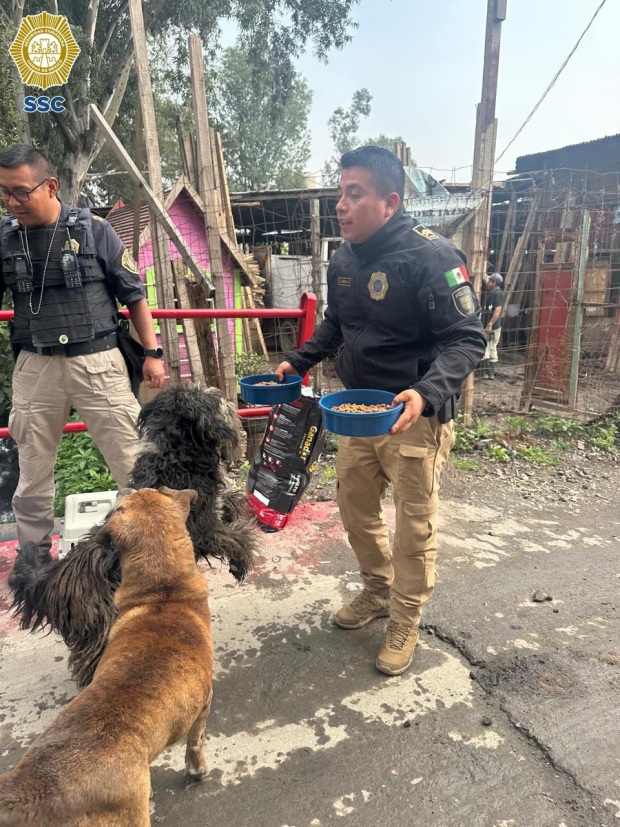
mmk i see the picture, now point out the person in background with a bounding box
[0,145,165,563]
[480,272,504,380]
[276,146,485,676]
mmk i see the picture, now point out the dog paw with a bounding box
[185,766,208,783]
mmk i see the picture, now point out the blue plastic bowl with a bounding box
[319,390,403,437]
[239,373,303,404]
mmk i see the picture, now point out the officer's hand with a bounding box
[275,360,300,382]
[143,356,165,389]
[390,389,427,435]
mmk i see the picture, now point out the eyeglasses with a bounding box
[0,178,50,204]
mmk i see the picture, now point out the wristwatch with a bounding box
[144,347,163,358]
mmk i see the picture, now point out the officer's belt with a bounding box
[21,331,118,357]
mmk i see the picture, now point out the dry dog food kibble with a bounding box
[332,403,393,413]
[255,381,281,386]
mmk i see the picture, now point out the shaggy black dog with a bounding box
[9,385,256,688]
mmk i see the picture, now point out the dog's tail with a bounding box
[9,533,121,688]
[8,542,51,631]
[219,487,251,524]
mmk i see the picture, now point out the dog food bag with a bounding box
[247,396,325,532]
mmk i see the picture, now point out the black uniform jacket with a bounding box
[288,211,486,414]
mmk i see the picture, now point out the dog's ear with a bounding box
[93,523,112,546]
[158,486,198,508]
[181,488,199,506]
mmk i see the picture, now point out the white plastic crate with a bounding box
[59,490,118,559]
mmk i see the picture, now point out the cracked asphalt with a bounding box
[1,469,619,827]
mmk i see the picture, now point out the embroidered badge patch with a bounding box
[413,224,438,241]
[338,276,352,287]
[444,265,469,287]
[92,215,105,222]
[452,285,475,317]
[368,271,388,301]
[121,249,139,274]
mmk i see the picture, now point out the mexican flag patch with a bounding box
[444,265,469,287]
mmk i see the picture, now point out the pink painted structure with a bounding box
[106,188,238,380]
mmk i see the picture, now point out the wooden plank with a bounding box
[187,280,220,389]
[520,241,545,410]
[458,197,487,422]
[127,0,180,382]
[239,283,253,352]
[243,285,268,358]
[496,190,517,276]
[172,258,205,385]
[188,34,237,403]
[177,119,197,189]
[605,296,620,373]
[209,127,226,233]
[132,101,143,262]
[568,211,591,408]
[500,190,542,324]
[310,198,323,390]
[583,263,610,316]
[215,131,237,241]
[90,105,214,296]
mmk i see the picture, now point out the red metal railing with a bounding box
[0,292,317,439]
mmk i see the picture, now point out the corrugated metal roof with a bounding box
[230,187,337,203]
[105,202,150,249]
[515,134,620,172]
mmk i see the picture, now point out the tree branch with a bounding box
[84,0,101,46]
[9,0,25,24]
[52,110,80,154]
[95,0,165,132]
[61,86,83,141]
[98,0,128,60]
[4,0,32,144]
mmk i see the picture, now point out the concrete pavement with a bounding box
[1,494,619,827]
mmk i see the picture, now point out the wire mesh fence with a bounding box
[476,167,620,418]
[102,156,620,422]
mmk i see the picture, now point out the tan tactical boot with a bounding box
[333,587,390,629]
[375,621,419,675]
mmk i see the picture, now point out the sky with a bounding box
[295,0,620,182]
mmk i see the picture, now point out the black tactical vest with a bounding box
[0,206,118,348]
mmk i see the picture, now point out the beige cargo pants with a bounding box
[336,414,455,626]
[9,348,141,550]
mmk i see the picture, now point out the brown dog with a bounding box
[0,487,214,827]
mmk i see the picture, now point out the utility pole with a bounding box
[461,0,507,422]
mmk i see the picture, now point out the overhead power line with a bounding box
[495,0,608,166]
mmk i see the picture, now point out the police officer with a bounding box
[277,146,486,676]
[0,145,165,563]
